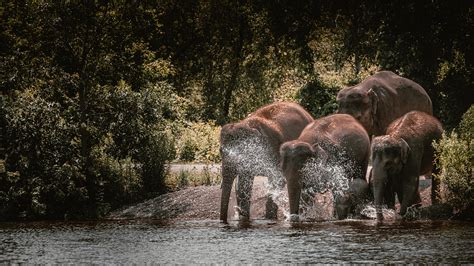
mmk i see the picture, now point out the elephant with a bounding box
[370,111,443,220]
[334,178,371,219]
[219,102,313,223]
[279,114,370,220]
[336,71,433,137]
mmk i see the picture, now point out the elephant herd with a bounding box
[219,71,443,223]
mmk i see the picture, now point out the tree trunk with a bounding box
[220,0,245,123]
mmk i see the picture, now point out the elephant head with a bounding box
[336,87,379,136]
[280,140,327,219]
[370,135,410,220]
[335,178,370,219]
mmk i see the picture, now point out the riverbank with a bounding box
[109,176,280,221]
[109,170,455,221]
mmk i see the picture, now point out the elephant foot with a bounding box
[238,213,250,222]
[238,219,252,228]
[288,214,300,222]
[265,198,278,219]
[236,205,251,221]
[376,211,384,221]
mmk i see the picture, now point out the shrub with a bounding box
[175,122,221,163]
[1,81,175,220]
[459,104,474,141]
[296,79,339,119]
[434,105,474,215]
[2,89,87,219]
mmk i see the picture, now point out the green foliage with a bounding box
[434,107,474,213]
[296,79,339,119]
[166,167,222,191]
[3,89,85,218]
[175,122,221,163]
[459,104,474,141]
[1,0,472,220]
[2,81,174,219]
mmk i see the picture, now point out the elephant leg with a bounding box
[236,174,253,221]
[265,197,278,219]
[220,165,235,223]
[400,176,419,216]
[334,193,351,220]
[265,174,284,219]
[385,188,395,210]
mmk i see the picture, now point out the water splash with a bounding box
[360,204,397,220]
[222,136,286,218]
[222,137,368,222]
[221,136,282,183]
[295,157,351,221]
[300,158,350,196]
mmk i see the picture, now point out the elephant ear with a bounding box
[312,144,328,163]
[246,119,265,136]
[279,143,292,170]
[368,88,379,118]
[399,138,410,165]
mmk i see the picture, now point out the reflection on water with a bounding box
[1,219,473,264]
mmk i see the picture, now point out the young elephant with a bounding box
[371,111,443,220]
[280,114,371,220]
[337,71,432,137]
[220,102,313,223]
[334,178,371,219]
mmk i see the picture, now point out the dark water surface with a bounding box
[1,219,473,264]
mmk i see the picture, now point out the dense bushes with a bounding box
[434,105,474,216]
[296,79,339,119]
[0,1,472,221]
[175,122,221,163]
[1,82,174,220]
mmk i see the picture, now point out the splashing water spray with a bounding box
[221,136,286,220]
[296,157,350,221]
[359,204,397,220]
[222,137,395,222]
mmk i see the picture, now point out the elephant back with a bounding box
[337,71,433,137]
[386,111,443,175]
[298,114,370,179]
[367,71,433,135]
[251,102,314,142]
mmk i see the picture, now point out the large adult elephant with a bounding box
[336,71,432,137]
[371,111,443,220]
[219,102,313,223]
[280,114,370,220]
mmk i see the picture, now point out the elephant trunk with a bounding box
[220,166,235,223]
[287,168,303,217]
[372,164,386,221]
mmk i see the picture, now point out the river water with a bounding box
[1,219,473,264]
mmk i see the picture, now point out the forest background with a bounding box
[0,1,472,220]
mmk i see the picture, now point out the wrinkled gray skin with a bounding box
[371,111,443,220]
[335,178,370,219]
[337,71,433,137]
[220,102,313,223]
[280,114,370,220]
